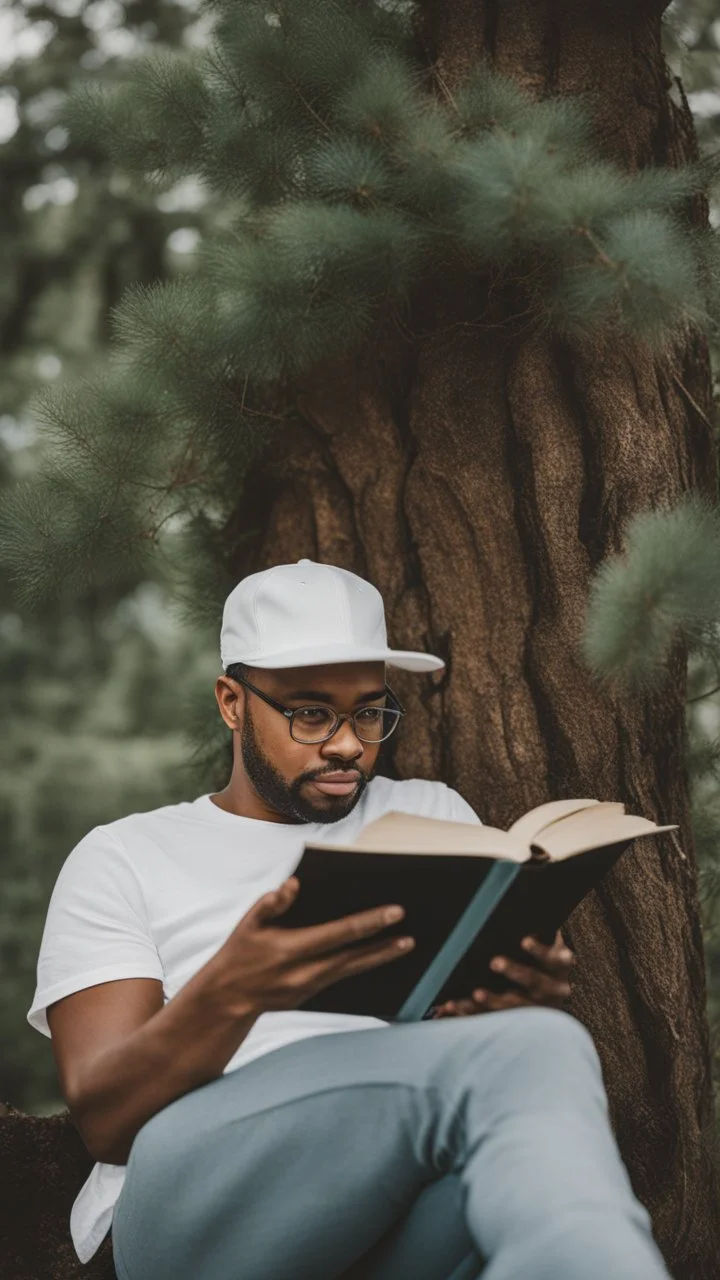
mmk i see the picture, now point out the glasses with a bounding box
[234,674,405,744]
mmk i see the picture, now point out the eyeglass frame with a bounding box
[231,673,406,744]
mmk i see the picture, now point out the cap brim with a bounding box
[223,643,445,673]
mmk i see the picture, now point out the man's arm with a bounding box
[48,967,258,1166]
[48,877,414,1165]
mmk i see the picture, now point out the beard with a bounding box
[240,708,376,824]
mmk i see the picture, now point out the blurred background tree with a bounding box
[0,0,220,1113]
[664,0,720,1119]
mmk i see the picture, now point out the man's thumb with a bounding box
[251,877,300,925]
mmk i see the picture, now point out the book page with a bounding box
[309,810,530,862]
[534,812,679,860]
[509,798,607,844]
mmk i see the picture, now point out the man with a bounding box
[28,559,669,1280]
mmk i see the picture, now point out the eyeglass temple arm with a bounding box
[236,675,294,718]
[385,683,405,715]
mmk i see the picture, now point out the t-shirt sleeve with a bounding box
[379,777,483,826]
[444,786,483,826]
[27,826,164,1039]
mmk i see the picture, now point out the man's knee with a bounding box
[448,1005,604,1085]
[493,1004,597,1048]
[493,1005,599,1060]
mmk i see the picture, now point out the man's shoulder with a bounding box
[73,796,203,860]
[365,775,453,812]
[363,776,480,824]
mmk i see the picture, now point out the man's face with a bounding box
[218,662,388,823]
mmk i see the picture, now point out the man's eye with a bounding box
[296,707,332,724]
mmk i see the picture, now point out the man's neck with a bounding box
[209,781,301,824]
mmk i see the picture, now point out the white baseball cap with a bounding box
[220,559,445,673]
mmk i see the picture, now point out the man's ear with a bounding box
[214,674,244,731]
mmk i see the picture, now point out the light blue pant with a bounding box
[111,1007,670,1280]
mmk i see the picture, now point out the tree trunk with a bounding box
[232,3,720,1275]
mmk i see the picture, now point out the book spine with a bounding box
[394,861,523,1023]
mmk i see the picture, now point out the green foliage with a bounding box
[65,16,718,357]
[0,0,219,1112]
[582,496,720,690]
[203,202,428,380]
[4,0,718,611]
[548,209,708,345]
[65,53,212,188]
[1,473,154,608]
[0,597,222,1110]
[0,0,207,420]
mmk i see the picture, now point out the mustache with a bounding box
[301,764,367,783]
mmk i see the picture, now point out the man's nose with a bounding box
[321,717,364,758]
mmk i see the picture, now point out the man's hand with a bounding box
[208,877,416,1019]
[430,931,575,1018]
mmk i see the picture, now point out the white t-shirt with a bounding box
[27,776,481,1263]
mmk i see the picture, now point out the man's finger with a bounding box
[522,931,574,960]
[519,935,575,978]
[434,998,478,1017]
[277,903,407,958]
[491,957,567,999]
[320,933,415,981]
[247,878,300,925]
[432,1001,459,1017]
[476,990,531,1012]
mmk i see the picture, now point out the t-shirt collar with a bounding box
[194,792,324,834]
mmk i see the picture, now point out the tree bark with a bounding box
[232,3,720,1275]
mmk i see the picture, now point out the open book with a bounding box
[276,798,678,1021]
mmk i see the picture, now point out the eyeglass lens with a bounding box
[290,706,399,743]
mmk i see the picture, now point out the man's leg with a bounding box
[112,1097,481,1280]
[114,1170,481,1280]
[111,1008,670,1280]
[346,1175,482,1280]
